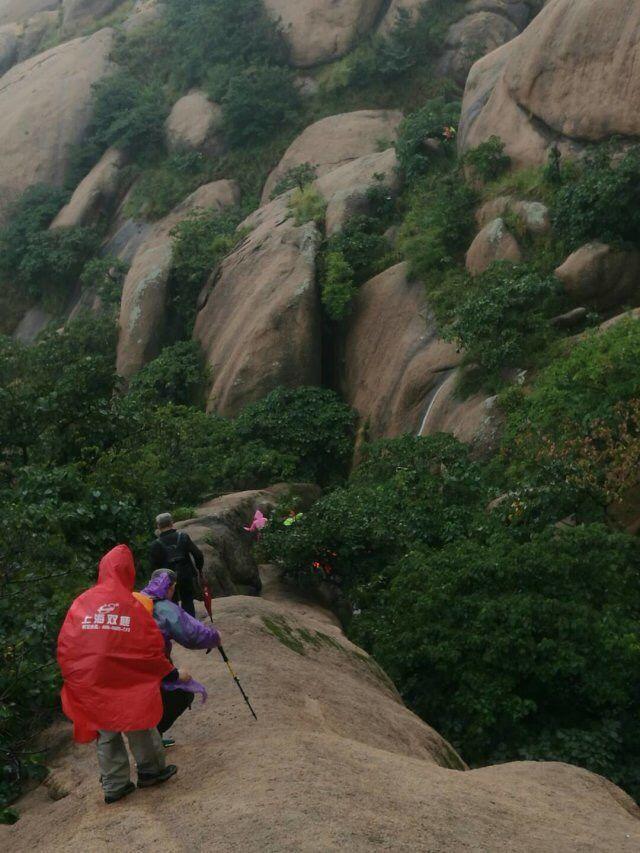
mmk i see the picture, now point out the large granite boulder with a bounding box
[164,90,225,157]
[555,243,640,311]
[465,217,522,275]
[116,180,240,379]
[0,22,18,73]
[262,110,403,203]
[264,0,384,68]
[439,11,519,86]
[0,28,114,224]
[51,148,126,229]
[459,0,640,167]
[0,0,60,25]
[177,484,321,596]
[341,262,463,440]
[194,195,322,416]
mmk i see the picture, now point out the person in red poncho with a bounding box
[57,544,183,804]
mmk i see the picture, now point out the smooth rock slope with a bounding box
[4,566,640,852]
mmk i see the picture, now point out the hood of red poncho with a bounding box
[57,544,173,743]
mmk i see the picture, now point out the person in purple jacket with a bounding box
[140,569,221,747]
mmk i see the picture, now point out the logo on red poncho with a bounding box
[82,602,132,633]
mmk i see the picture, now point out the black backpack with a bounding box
[158,531,193,577]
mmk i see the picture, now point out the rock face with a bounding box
[555,243,640,311]
[62,0,121,29]
[439,11,519,86]
[476,195,550,234]
[419,370,504,459]
[177,484,322,596]
[117,180,240,379]
[0,0,60,25]
[262,109,403,203]
[0,22,18,73]
[7,565,640,851]
[51,148,126,229]
[264,0,384,67]
[194,196,321,416]
[164,90,225,157]
[0,28,114,224]
[466,217,521,275]
[13,306,52,344]
[460,0,640,167]
[341,262,463,439]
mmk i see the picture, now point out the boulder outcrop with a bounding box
[194,195,322,416]
[341,262,463,440]
[466,217,521,275]
[459,0,640,167]
[264,0,384,68]
[262,109,403,203]
[555,243,640,311]
[0,22,18,73]
[0,0,60,26]
[439,11,519,86]
[164,90,225,157]
[117,180,240,379]
[0,28,114,224]
[177,484,321,596]
[6,564,640,851]
[51,148,126,229]
[476,195,550,234]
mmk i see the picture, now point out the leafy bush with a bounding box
[326,215,393,285]
[552,146,640,251]
[0,186,102,302]
[124,151,214,221]
[89,71,169,157]
[288,186,326,226]
[399,169,477,282]
[79,256,128,308]
[168,208,242,337]
[464,136,511,182]
[445,262,564,375]
[395,98,460,180]
[271,163,317,199]
[262,434,487,593]
[233,387,355,487]
[222,66,301,148]
[321,251,357,321]
[354,525,640,797]
[128,340,208,407]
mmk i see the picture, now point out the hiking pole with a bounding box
[218,645,258,721]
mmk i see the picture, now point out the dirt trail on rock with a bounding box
[3,567,640,852]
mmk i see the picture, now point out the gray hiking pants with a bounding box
[97,728,166,796]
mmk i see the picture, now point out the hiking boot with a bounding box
[162,737,176,749]
[137,764,178,788]
[104,781,135,804]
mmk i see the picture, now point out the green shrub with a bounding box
[445,262,564,376]
[322,251,357,321]
[354,525,640,798]
[233,387,356,487]
[79,256,128,308]
[464,136,511,182]
[552,146,640,251]
[89,71,169,157]
[128,341,208,407]
[395,98,460,180]
[167,208,242,337]
[399,169,477,282]
[271,163,317,199]
[262,434,487,592]
[327,215,393,285]
[124,151,215,221]
[222,66,301,148]
[288,186,326,226]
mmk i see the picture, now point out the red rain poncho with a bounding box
[57,544,173,743]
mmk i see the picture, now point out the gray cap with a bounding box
[156,512,173,529]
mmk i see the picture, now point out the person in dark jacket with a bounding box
[149,512,204,617]
[137,569,221,746]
